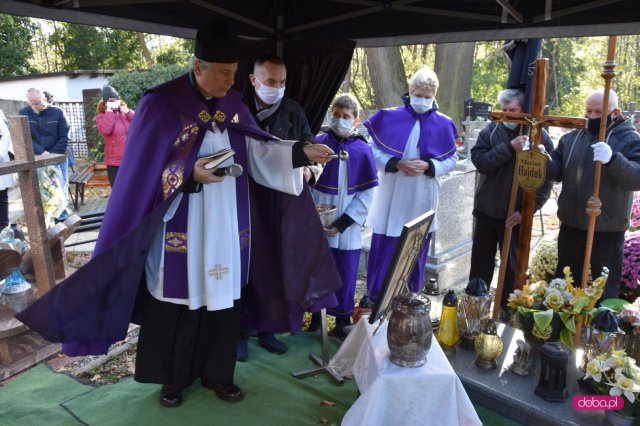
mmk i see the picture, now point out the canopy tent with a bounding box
[2,0,638,131]
[2,0,639,45]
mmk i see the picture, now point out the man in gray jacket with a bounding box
[547,89,640,299]
[470,88,554,312]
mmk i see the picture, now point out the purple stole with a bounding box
[313,131,378,196]
[163,129,250,299]
[364,105,457,161]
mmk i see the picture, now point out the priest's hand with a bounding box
[324,226,339,237]
[193,157,225,184]
[304,144,335,164]
[505,211,522,228]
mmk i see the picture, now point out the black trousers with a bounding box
[107,165,119,187]
[134,297,241,392]
[469,214,519,308]
[0,189,8,229]
[555,224,625,300]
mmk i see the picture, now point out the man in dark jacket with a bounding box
[470,88,554,311]
[238,54,323,360]
[19,88,71,220]
[546,89,640,299]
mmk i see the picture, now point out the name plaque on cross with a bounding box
[515,150,547,192]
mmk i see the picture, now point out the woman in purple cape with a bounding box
[364,66,458,301]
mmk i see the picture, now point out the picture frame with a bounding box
[369,210,436,324]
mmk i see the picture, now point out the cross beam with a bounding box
[490,58,586,293]
[7,116,64,295]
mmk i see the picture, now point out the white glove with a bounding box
[522,137,530,151]
[537,144,547,155]
[591,142,613,164]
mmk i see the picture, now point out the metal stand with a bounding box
[292,308,344,384]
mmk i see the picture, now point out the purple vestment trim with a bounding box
[162,127,251,298]
[313,132,378,196]
[326,248,361,319]
[363,106,457,161]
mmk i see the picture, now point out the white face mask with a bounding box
[107,100,120,110]
[254,75,285,105]
[503,122,518,130]
[330,117,354,136]
[410,96,433,114]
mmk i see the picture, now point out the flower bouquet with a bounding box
[528,237,558,283]
[622,231,640,298]
[584,350,640,419]
[38,166,66,225]
[508,266,607,350]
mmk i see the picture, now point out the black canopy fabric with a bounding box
[3,0,638,133]
[3,0,640,45]
[234,38,355,133]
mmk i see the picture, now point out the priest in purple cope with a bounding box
[311,94,378,339]
[364,66,458,302]
[16,20,340,408]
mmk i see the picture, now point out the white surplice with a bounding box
[367,120,456,237]
[145,126,303,311]
[311,156,374,250]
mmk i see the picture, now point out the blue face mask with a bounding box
[330,117,354,136]
[503,122,518,130]
[410,96,434,114]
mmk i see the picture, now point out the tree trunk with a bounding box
[434,42,476,126]
[365,47,407,109]
[137,32,154,68]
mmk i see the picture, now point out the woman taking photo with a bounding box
[96,86,134,186]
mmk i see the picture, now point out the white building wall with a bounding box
[65,75,110,101]
[0,74,110,101]
[0,76,68,101]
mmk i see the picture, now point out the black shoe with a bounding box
[159,385,183,408]
[329,318,352,341]
[236,338,248,362]
[306,312,321,332]
[258,333,288,354]
[202,381,244,402]
[359,295,373,308]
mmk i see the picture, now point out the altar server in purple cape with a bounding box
[311,94,378,339]
[364,66,458,301]
[16,20,339,408]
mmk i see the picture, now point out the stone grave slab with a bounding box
[448,323,606,426]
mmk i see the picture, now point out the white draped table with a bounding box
[330,317,482,426]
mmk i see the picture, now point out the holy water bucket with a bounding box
[387,293,433,368]
[316,204,337,227]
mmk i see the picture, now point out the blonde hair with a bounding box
[409,67,439,92]
[332,93,361,118]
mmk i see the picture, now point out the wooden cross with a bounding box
[4,116,67,294]
[490,58,587,290]
[208,263,230,280]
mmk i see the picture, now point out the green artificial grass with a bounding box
[1,332,520,425]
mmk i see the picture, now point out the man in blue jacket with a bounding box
[20,88,71,220]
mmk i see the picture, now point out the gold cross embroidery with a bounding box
[198,110,212,122]
[208,263,230,280]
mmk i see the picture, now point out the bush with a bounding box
[107,64,189,108]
